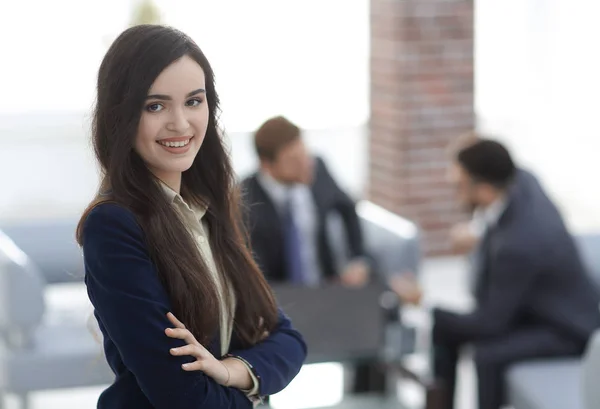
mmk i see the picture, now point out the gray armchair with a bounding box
[0,229,113,409]
[506,233,600,409]
[0,220,84,285]
[582,330,600,409]
[327,200,421,280]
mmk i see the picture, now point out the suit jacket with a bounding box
[82,203,307,409]
[241,157,367,283]
[513,168,554,210]
[467,168,555,293]
[434,172,600,345]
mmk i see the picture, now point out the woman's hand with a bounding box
[166,312,271,392]
[258,316,270,341]
[165,312,230,385]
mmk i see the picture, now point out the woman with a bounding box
[77,24,306,409]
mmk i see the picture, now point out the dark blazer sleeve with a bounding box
[83,204,254,409]
[228,309,307,396]
[316,158,366,259]
[433,247,539,343]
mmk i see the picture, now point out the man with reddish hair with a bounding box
[241,115,371,288]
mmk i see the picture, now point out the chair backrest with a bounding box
[0,229,46,348]
[325,200,421,279]
[271,283,391,364]
[0,219,83,284]
[357,201,421,277]
[574,233,600,290]
[582,330,600,409]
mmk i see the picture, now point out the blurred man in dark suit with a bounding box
[241,116,371,288]
[241,116,384,394]
[392,139,600,409]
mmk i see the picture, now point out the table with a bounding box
[263,394,405,409]
[312,395,406,409]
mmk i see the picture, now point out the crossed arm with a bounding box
[83,203,307,409]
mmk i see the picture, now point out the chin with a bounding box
[171,161,196,173]
[155,158,196,175]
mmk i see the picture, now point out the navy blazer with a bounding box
[82,203,307,409]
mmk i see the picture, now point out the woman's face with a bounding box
[135,55,209,189]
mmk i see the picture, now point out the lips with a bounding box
[156,136,194,153]
[157,136,193,148]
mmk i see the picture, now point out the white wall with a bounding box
[476,0,600,233]
[0,0,370,130]
[0,0,370,222]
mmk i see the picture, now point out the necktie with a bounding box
[282,195,305,284]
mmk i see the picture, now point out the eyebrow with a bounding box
[145,88,206,101]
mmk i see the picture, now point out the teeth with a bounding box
[158,138,191,148]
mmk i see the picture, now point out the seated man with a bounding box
[241,115,371,287]
[392,139,600,409]
[241,116,383,394]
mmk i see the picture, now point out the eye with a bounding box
[186,98,203,107]
[146,103,164,112]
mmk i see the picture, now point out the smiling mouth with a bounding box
[157,136,194,148]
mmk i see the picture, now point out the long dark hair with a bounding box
[76,25,278,347]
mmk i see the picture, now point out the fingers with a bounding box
[165,327,198,345]
[166,312,186,329]
[181,361,206,371]
[389,275,413,295]
[258,316,270,340]
[390,274,422,305]
[170,344,208,359]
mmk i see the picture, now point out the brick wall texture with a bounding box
[368,0,475,256]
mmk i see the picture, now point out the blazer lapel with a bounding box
[472,227,494,300]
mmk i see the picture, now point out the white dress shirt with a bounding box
[469,195,508,238]
[161,183,259,397]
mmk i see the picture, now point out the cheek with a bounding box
[136,116,160,149]
[191,107,210,134]
[133,121,161,165]
[456,183,469,200]
[274,163,290,178]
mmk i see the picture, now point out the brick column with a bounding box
[369,0,475,256]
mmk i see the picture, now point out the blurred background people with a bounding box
[392,139,600,409]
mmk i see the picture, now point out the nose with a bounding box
[166,107,190,134]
